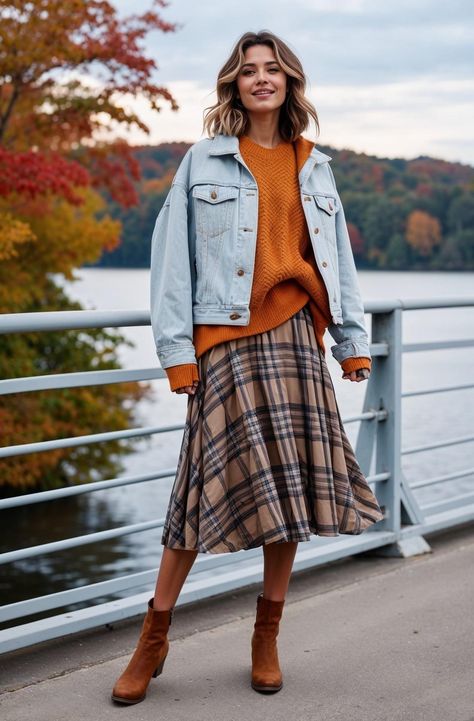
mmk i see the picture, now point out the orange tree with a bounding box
[0,0,180,492]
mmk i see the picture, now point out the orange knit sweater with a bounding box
[162,135,371,391]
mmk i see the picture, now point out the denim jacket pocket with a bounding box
[311,193,338,282]
[192,184,239,238]
[313,193,337,242]
[191,184,239,302]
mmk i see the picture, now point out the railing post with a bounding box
[375,308,402,535]
[362,307,431,557]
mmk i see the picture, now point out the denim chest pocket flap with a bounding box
[192,184,240,203]
[313,194,337,215]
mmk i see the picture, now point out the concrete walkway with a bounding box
[1,525,473,721]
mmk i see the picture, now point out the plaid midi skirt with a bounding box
[161,301,385,554]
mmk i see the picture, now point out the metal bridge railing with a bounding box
[0,296,473,653]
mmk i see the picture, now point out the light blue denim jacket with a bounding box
[150,133,371,370]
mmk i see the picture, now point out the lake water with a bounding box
[1,269,473,614]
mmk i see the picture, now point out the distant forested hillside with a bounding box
[90,141,474,270]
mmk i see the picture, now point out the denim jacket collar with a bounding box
[207,133,332,167]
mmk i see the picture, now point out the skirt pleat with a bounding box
[161,302,385,553]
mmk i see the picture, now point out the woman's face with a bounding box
[235,44,287,116]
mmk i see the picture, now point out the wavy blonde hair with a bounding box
[202,30,320,142]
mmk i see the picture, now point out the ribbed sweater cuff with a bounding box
[165,363,200,392]
[340,356,372,373]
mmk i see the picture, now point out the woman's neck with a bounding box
[243,119,283,149]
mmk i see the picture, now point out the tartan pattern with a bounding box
[161,302,385,554]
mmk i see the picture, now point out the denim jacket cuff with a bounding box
[157,343,198,369]
[330,336,371,364]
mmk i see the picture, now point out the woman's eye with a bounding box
[242,67,280,75]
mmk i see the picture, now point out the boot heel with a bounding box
[152,656,166,678]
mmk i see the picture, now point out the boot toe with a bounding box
[251,675,283,693]
[111,684,146,705]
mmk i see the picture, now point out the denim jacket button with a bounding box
[210,190,217,199]
[237,269,244,276]
[314,227,319,234]
[322,261,328,267]
[229,312,241,320]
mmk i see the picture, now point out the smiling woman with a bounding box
[203,31,321,145]
[111,29,384,707]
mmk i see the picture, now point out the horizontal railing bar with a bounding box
[420,491,474,515]
[393,297,474,311]
[400,502,474,539]
[401,434,474,455]
[4,371,470,403]
[402,382,474,398]
[410,467,473,490]
[0,570,157,622]
[0,309,151,334]
[0,349,389,397]
[0,298,472,336]
[0,423,185,459]
[336,409,382,424]
[0,349,388,397]
[0,409,387,459]
[402,339,474,353]
[0,470,176,510]
[0,464,388,514]
[0,367,166,396]
[366,472,390,483]
[0,548,264,622]
[1,342,470,399]
[0,519,164,565]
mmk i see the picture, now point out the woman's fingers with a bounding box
[175,381,200,395]
[342,369,370,381]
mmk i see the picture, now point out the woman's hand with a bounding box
[174,380,200,395]
[342,368,370,382]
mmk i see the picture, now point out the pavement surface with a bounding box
[1,524,473,721]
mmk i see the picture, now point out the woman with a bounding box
[111,29,384,705]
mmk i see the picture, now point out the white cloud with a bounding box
[313,77,474,163]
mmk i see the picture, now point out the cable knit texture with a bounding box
[164,134,371,391]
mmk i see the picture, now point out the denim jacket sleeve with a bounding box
[325,165,372,364]
[149,161,198,370]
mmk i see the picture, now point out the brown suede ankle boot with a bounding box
[251,591,285,693]
[111,597,174,705]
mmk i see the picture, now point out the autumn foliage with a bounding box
[0,0,179,491]
[405,210,442,256]
[94,141,474,271]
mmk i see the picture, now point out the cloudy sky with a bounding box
[112,0,474,165]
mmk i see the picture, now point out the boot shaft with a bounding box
[253,592,285,634]
[139,597,174,643]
